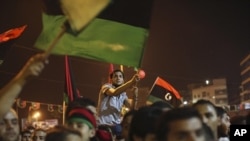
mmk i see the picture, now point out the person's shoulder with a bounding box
[218,137,229,141]
[102,83,113,88]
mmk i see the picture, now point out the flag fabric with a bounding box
[35,0,153,67]
[64,55,80,103]
[60,0,110,32]
[148,77,182,107]
[0,25,27,43]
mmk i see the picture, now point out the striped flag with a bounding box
[148,77,182,107]
[35,0,153,67]
[64,55,80,103]
[108,63,114,83]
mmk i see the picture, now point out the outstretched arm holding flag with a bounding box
[97,69,140,138]
[0,53,48,118]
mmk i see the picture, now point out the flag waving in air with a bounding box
[35,0,153,67]
[0,25,27,43]
[148,77,182,107]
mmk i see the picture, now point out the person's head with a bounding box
[246,111,250,125]
[32,128,47,141]
[0,108,20,141]
[66,97,97,120]
[150,101,173,111]
[21,130,32,141]
[110,69,125,87]
[45,125,82,141]
[155,106,208,141]
[121,110,136,141]
[97,125,114,141]
[192,99,221,139]
[230,115,246,125]
[129,106,163,141]
[216,106,230,137]
[66,107,96,141]
[26,126,35,134]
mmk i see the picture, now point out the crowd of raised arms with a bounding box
[0,53,250,141]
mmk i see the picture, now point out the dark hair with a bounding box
[216,106,228,118]
[121,109,137,126]
[129,106,163,141]
[150,101,174,110]
[192,99,218,116]
[45,125,82,141]
[26,125,35,130]
[230,115,246,125]
[109,69,124,79]
[21,130,32,136]
[66,97,96,116]
[155,106,204,141]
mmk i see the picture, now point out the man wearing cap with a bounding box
[66,107,97,141]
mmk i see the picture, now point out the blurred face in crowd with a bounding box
[194,104,220,138]
[218,113,230,136]
[166,117,206,141]
[0,109,20,141]
[21,132,32,141]
[65,134,82,141]
[67,121,95,141]
[111,71,124,86]
[121,114,133,140]
[32,130,46,141]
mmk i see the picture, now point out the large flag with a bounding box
[148,77,182,107]
[35,0,153,67]
[64,55,80,103]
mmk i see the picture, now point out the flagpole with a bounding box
[44,25,66,58]
[120,65,123,72]
[62,100,66,125]
[148,77,159,95]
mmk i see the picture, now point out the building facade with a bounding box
[240,53,250,104]
[191,78,228,106]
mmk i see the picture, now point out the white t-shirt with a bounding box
[97,83,128,125]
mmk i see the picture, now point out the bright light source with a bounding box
[205,80,210,85]
[212,96,215,99]
[183,101,188,105]
[32,111,41,119]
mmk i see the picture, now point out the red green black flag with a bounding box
[148,77,182,107]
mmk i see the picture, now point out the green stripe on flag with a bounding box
[35,14,148,67]
[147,95,165,104]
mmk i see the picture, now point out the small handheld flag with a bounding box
[0,25,27,43]
[148,77,182,107]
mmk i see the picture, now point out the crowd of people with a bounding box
[0,53,250,141]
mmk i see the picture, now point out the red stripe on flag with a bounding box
[155,77,181,99]
[65,55,80,102]
[108,63,114,83]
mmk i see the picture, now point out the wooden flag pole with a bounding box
[44,26,66,58]
[62,100,66,125]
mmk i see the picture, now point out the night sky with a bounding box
[141,0,250,103]
[0,0,249,105]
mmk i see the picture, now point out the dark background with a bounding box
[0,0,249,111]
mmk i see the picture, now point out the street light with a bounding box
[205,80,210,85]
[32,111,41,121]
[183,101,188,105]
